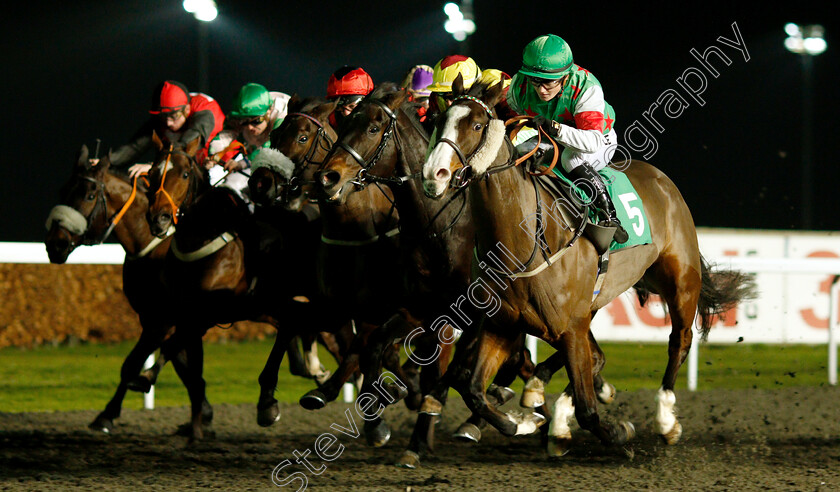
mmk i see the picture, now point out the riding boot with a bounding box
[568,164,629,244]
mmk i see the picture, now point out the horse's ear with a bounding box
[484,82,505,108]
[185,136,202,156]
[100,150,112,171]
[287,93,302,113]
[152,130,164,151]
[315,100,338,122]
[77,145,90,168]
[452,73,465,96]
[385,88,410,111]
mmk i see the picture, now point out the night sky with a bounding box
[3,1,838,242]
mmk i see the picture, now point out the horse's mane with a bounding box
[369,82,403,99]
[180,187,252,240]
[291,96,331,114]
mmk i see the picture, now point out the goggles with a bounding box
[527,76,563,89]
[239,114,267,127]
[335,95,364,107]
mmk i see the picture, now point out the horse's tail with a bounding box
[696,255,758,341]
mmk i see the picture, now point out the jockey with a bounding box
[401,64,434,107]
[111,80,225,178]
[505,34,627,243]
[425,55,482,119]
[326,66,374,129]
[208,83,291,204]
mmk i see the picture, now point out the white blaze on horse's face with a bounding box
[423,106,470,198]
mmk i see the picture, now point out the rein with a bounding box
[154,144,202,224]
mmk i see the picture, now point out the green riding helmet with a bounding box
[230,83,272,118]
[519,34,574,79]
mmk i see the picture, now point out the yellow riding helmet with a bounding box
[426,55,481,93]
[479,69,512,90]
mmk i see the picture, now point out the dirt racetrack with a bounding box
[1,386,838,491]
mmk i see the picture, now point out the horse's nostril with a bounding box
[320,170,340,187]
[436,168,451,181]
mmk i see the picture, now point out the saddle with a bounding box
[514,137,616,255]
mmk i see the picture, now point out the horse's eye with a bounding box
[182,171,190,179]
[86,193,96,201]
[298,135,308,144]
[369,126,380,134]
[473,123,484,132]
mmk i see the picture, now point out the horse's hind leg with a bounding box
[645,260,702,445]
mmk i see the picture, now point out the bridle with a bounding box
[328,99,401,188]
[152,144,203,224]
[273,112,335,205]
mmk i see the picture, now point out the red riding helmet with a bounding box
[149,80,191,114]
[326,66,374,99]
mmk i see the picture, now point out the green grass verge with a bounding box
[0,339,833,413]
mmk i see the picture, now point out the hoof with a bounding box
[597,382,617,405]
[546,435,573,458]
[618,421,636,445]
[394,450,420,469]
[659,420,682,445]
[364,420,391,448]
[126,376,153,393]
[88,414,114,435]
[418,395,443,416]
[507,411,547,436]
[257,401,281,427]
[176,422,214,439]
[487,384,516,405]
[520,378,545,408]
[452,422,482,443]
[299,390,328,410]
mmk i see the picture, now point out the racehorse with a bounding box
[144,131,353,435]
[317,84,545,467]
[44,145,209,435]
[421,79,755,455]
[247,96,421,446]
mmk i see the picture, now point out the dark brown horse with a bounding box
[143,132,352,435]
[247,96,420,447]
[318,85,547,467]
[44,145,210,435]
[421,80,755,455]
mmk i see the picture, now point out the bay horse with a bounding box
[44,145,211,435]
[143,131,348,435]
[318,84,548,467]
[421,80,755,455]
[249,96,422,431]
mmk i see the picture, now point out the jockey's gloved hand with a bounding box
[532,115,562,140]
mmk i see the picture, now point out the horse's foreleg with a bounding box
[89,326,168,434]
[169,333,209,441]
[453,325,543,437]
[257,326,293,427]
[560,324,634,448]
[299,324,363,410]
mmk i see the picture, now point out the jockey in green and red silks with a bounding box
[111,80,225,179]
[505,34,628,244]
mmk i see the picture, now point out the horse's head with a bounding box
[422,76,506,199]
[318,84,409,204]
[146,131,205,237]
[45,145,114,263]
[249,97,337,211]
